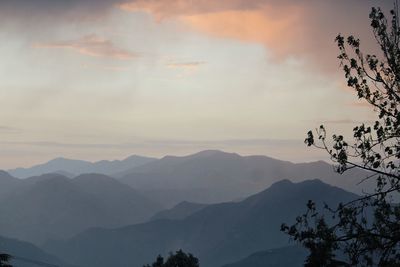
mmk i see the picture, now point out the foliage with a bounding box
[143,250,199,267]
[282,3,400,266]
[0,253,12,267]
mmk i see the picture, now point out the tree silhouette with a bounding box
[282,2,400,266]
[0,253,12,267]
[143,250,199,267]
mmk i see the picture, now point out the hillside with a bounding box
[8,155,156,178]
[0,171,21,197]
[0,173,162,244]
[221,246,307,267]
[150,201,208,221]
[0,235,75,267]
[45,179,358,267]
[118,150,371,206]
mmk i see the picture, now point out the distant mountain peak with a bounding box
[8,154,157,178]
[124,154,154,160]
[74,173,115,182]
[242,178,358,208]
[161,150,236,160]
[51,157,68,161]
[267,178,293,189]
[190,150,237,157]
[268,178,329,191]
[48,157,85,163]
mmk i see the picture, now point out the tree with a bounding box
[143,250,199,267]
[282,3,400,266]
[0,253,12,267]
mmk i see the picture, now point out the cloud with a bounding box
[0,0,126,20]
[180,7,304,60]
[2,138,301,149]
[120,0,392,70]
[119,0,267,19]
[2,0,392,70]
[166,61,205,69]
[34,34,138,60]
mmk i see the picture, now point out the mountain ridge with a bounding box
[45,179,358,267]
[7,155,157,178]
[116,150,372,206]
[0,173,163,244]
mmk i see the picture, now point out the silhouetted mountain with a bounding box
[0,235,75,267]
[0,170,20,197]
[118,150,371,206]
[51,170,75,178]
[0,173,162,244]
[221,246,307,267]
[8,155,157,178]
[150,201,208,221]
[45,179,358,267]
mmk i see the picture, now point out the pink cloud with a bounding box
[119,0,386,71]
[34,34,138,60]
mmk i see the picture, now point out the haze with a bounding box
[0,0,385,169]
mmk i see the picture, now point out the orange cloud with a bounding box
[119,0,266,19]
[34,34,138,60]
[119,0,381,71]
[180,7,305,59]
[119,1,312,61]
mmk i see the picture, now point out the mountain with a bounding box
[150,201,208,221]
[220,246,307,267]
[0,235,75,267]
[45,179,358,267]
[0,173,163,244]
[7,155,157,178]
[118,150,371,206]
[0,170,21,197]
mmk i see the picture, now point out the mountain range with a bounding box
[117,150,372,206]
[7,155,156,178]
[45,179,358,267]
[150,201,209,221]
[0,150,375,266]
[5,150,373,207]
[0,173,162,244]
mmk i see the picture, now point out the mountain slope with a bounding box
[0,235,75,267]
[150,201,208,221]
[0,173,163,244]
[220,246,307,267]
[118,150,371,206]
[0,170,21,197]
[8,155,157,178]
[45,179,358,267]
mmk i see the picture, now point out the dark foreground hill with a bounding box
[45,179,357,267]
[118,150,371,206]
[221,246,307,267]
[0,235,76,267]
[0,173,162,244]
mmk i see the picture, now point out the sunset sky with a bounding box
[0,1,390,169]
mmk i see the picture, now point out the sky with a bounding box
[0,0,392,169]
